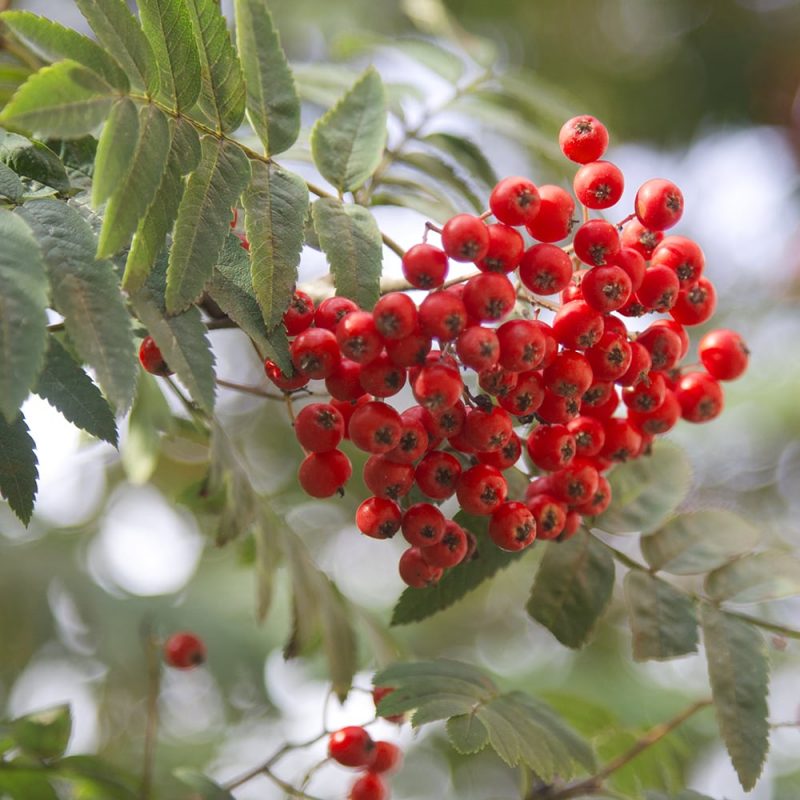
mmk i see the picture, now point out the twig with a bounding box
[216,378,283,400]
[140,623,162,800]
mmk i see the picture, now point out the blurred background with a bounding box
[1,0,800,798]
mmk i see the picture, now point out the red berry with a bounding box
[573,219,620,267]
[329,726,375,768]
[582,383,619,419]
[560,510,583,541]
[580,265,632,313]
[600,418,642,462]
[622,371,667,414]
[651,236,705,288]
[478,364,518,398]
[629,388,681,435]
[386,410,430,464]
[649,318,689,360]
[421,519,469,567]
[698,329,748,381]
[399,546,443,588]
[637,324,683,372]
[402,502,446,547]
[426,401,467,439]
[559,115,609,163]
[456,325,500,372]
[477,432,522,470]
[369,741,403,775]
[336,311,384,364]
[670,277,717,326]
[537,390,581,424]
[636,265,680,313]
[675,371,724,423]
[635,178,684,231]
[326,359,366,402]
[526,185,575,242]
[385,329,432,368]
[402,243,449,289]
[551,460,600,506]
[314,296,358,331]
[265,358,309,391]
[294,403,344,452]
[373,292,417,340]
[359,354,407,398]
[586,331,632,382]
[576,475,612,516]
[573,160,624,209]
[518,243,574,295]
[139,336,172,376]
[526,424,576,471]
[418,290,467,341]
[499,371,545,416]
[456,464,508,515]
[526,494,567,540]
[356,496,402,539]
[553,300,605,350]
[489,176,541,226]
[331,396,370,434]
[349,402,402,454]
[298,450,352,497]
[412,363,463,412]
[463,406,513,452]
[372,686,405,724]
[489,501,536,551]
[463,273,516,322]
[283,290,315,335]
[620,219,663,259]
[363,455,415,500]
[543,350,594,398]
[291,327,341,379]
[441,214,490,262]
[567,415,606,457]
[164,632,206,669]
[612,247,646,292]
[415,450,462,500]
[496,319,546,371]
[529,320,559,368]
[476,223,525,273]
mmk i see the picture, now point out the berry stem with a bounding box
[140,623,162,800]
[216,377,284,400]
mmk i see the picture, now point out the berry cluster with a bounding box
[327,687,404,800]
[139,114,749,591]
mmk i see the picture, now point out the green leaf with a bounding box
[11,705,71,759]
[91,97,139,207]
[422,131,498,188]
[391,512,530,625]
[58,755,138,800]
[45,135,97,188]
[705,551,800,604]
[446,713,489,754]
[0,11,129,91]
[185,0,246,133]
[243,160,308,329]
[391,38,465,82]
[1,60,114,138]
[234,0,300,155]
[527,532,615,648]
[74,0,158,94]
[310,67,387,193]
[131,256,216,413]
[647,792,716,800]
[139,0,201,112]
[0,412,38,526]
[207,233,292,370]
[0,209,49,421]
[34,338,118,445]
[283,531,358,701]
[371,186,459,224]
[0,771,58,800]
[624,571,698,661]
[254,505,283,621]
[700,603,769,791]
[312,197,383,310]
[595,442,692,534]
[0,63,32,107]
[96,103,172,257]
[641,510,760,576]
[174,770,235,800]
[121,371,172,485]
[0,161,24,201]
[123,117,201,291]
[166,136,251,314]
[0,131,69,191]
[16,199,138,411]
[395,150,483,211]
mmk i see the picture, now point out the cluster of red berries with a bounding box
[138,114,749,590]
[327,687,404,800]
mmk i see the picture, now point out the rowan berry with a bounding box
[489,501,537,551]
[164,632,206,669]
[363,456,414,500]
[551,460,600,506]
[336,311,384,364]
[580,265,632,312]
[476,223,525,273]
[636,265,680,313]
[612,247,646,292]
[622,371,667,414]
[586,331,632,382]
[314,296,358,331]
[616,342,652,387]
[356,496,402,539]
[456,325,500,371]
[463,273,516,321]
[422,519,470,568]
[477,432,522,470]
[329,726,375,768]
[559,115,609,163]
[373,292,418,340]
[559,510,583,541]
[526,185,575,242]
[635,178,684,231]
[385,330,432,368]
[489,176,541,226]
[479,364,519,398]
[543,350,594,398]
[359,354,407,398]
[651,235,704,287]
[402,243,449,288]
[283,290,315,335]
[412,363,463,412]
[526,494,567,540]
[496,319,546,371]
[415,450,462,500]
[441,214,490,261]
[553,300,605,350]
[567,415,606,457]
[698,329,749,381]
[372,686,405,724]
[620,219,663,259]
[348,402,403,453]
[401,503,446,547]
[518,243,574,295]
[576,475,612,516]
[499,371,545,416]
[265,358,309,391]
[670,277,717,326]
[426,401,467,439]
[600,418,642,462]
[573,160,624,208]
[629,388,681,435]
[369,741,403,775]
[456,464,508,515]
[386,411,429,464]
[139,336,172,376]
[298,450,352,497]
[573,219,621,266]
[418,290,467,341]
[399,547,443,588]
[675,371,724,423]
[325,359,366,402]
[526,424,576,471]
[463,406,514,452]
[290,327,341,378]
[294,403,344,452]
[537,390,581,424]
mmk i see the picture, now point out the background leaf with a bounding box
[701,604,769,791]
[527,532,615,648]
[705,551,800,604]
[121,371,172,485]
[166,136,251,314]
[174,770,235,800]
[624,571,698,661]
[96,103,172,257]
[16,199,138,411]
[139,0,201,112]
[0,131,69,192]
[0,11,129,91]
[34,337,118,445]
[1,60,114,138]
[310,67,387,193]
[422,131,498,188]
[0,161,24,201]
[395,150,482,211]
[11,705,71,760]
[391,512,531,625]
[91,97,139,207]
[0,412,38,526]
[0,209,49,421]
[74,0,158,94]
[243,160,308,329]
[312,197,383,310]
[641,511,760,575]
[595,442,692,534]
[185,0,246,133]
[234,0,300,155]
